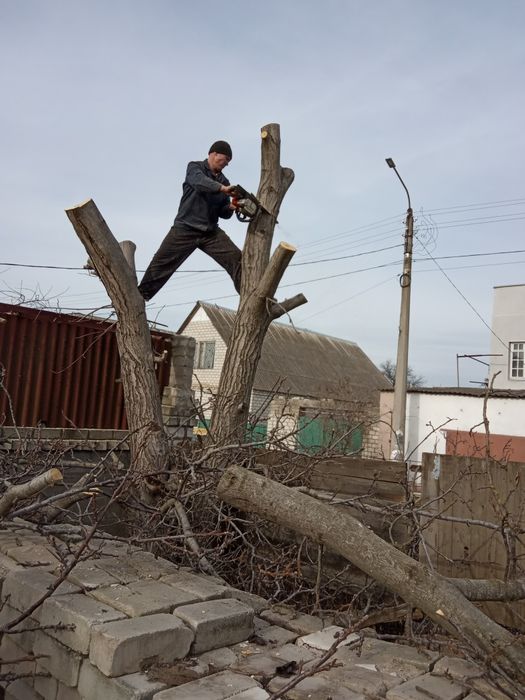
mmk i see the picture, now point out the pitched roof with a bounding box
[179,301,390,400]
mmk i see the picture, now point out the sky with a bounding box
[1,0,524,387]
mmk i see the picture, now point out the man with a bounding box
[138,140,241,301]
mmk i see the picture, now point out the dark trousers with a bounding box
[138,225,242,301]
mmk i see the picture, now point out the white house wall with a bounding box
[489,284,525,389]
[182,306,228,408]
[405,392,524,465]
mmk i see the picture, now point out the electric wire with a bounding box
[413,232,509,351]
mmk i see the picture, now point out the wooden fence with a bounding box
[420,452,525,630]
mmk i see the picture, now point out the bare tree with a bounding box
[65,203,169,495]
[380,359,425,388]
[210,124,307,446]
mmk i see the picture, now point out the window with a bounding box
[195,341,216,369]
[510,341,525,379]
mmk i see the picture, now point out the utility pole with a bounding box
[386,158,413,461]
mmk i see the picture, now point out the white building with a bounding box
[488,283,525,389]
[380,387,525,466]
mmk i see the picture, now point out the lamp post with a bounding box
[385,158,413,461]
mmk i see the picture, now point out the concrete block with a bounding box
[88,557,142,584]
[174,599,254,654]
[260,605,324,635]
[252,624,298,646]
[298,625,359,651]
[322,661,403,695]
[196,646,238,672]
[0,635,36,682]
[268,675,365,699]
[89,613,194,677]
[89,539,139,557]
[125,553,180,580]
[34,665,59,700]
[6,543,61,570]
[56,683,83,700]
[432,655,483,680]
[40,591,126,653]
[0,551,23,595]
[161,571,228,601]
[350,638,439,672]
[0,603,37,654]
[222,588,269,614]
[2,568,80,617]
[385,673,465,700]
[4,679,41,700]
[78,660,166,700]
[67,560,120,590]
[33,630,82,687]
[89,579,201,617]
[231,642,317,681]
[153,670,263,700]
[0,531,23,554]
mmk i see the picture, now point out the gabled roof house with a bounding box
[178,301,390,457]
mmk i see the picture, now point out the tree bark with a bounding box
[65,200,169,492]
[0,469,62,518]
[210,124,306,444]
[217,465,525,682]
[448,577,525,602]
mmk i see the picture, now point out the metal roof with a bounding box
[382,386,525,399]
[179,302,390,400]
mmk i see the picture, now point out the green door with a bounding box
[297,415,362,455]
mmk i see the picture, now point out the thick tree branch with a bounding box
[257,242,297,299]
[65,199,168,488]
[217,465,525,681]
[269,294,308,320]
[0,469,63,518]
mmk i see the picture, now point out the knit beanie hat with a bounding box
[208,140,232,159]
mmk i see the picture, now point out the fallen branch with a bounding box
[217,465,525,682]
[0,468,63,518]
[161,497,218,577]
[448,578,525,602]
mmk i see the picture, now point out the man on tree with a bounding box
[138,140,241,300]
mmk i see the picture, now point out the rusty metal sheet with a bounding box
[0,303,172,429]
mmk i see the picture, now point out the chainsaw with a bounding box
[230,185,274,223]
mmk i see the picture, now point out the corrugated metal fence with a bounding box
[0,303,172,429]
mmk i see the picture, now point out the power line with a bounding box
[413,232,508,351]
[3,246,525,277]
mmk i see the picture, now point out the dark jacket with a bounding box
[174,160,233,233]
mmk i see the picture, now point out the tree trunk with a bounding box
[217,465,525,682]
[210,124,306,444]
[65,199,169,493]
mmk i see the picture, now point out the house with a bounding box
[379,283,525,466]
[178,301,390,457]
[488,283,525,389]
[379,386,525,466]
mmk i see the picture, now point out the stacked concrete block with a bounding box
[89,614,194,677]
[0,525,264,699]
[0,523,509,700]
[161,334,196,435]
[174,599,254,654]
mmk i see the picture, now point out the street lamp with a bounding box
[385,158,414,461]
